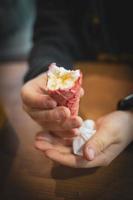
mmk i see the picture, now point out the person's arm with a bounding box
[21,0,83,139]
[24,0,79,82]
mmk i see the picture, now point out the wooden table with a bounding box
[0,62,133,200]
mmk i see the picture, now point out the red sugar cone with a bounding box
[46,64,82,116]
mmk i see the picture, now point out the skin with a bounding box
[21,74,133,168]
[35,111,133,168]
[21,73,83,138]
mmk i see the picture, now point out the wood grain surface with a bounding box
[0,61,133,200]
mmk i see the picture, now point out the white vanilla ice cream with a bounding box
[47,63,80,90]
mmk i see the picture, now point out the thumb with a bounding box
[83,128,114,161]
[21,74,57,109]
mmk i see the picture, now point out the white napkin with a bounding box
[73,120,96,156]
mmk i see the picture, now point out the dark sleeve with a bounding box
[24,0,79,82]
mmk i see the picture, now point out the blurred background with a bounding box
[0,0,35,61]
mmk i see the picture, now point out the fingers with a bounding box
[45,149,82,168]
[21,74,84,110]
[39,135,123,168]
[35,132,71,153]
[82,143,125,167]
[36,131,72,146]
[38,118,81,137]
[28,106,70,121]
[36,131,54,142]
[22,87,84,110]
[44,142,124,168]
[35,132,94,168]
[61,116,83,130]
[21,82,57,109]
[25,105,82,134]
[44,149,102,168]
[34,110,132,168]
[36,129,77,138]
[83,126,118,161]
[40,116,82,134]
[35,131,124,168]
[53,129,78,138]
[35,140,71,154]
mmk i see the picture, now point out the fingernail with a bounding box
[71,117,83,128]
[73,128,80,136]
[59,111,67,120]
[87,148,95,160]
[71,118,79,127]
[46,101,56,108]
[55,111,65,121]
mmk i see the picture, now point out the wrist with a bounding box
[122,111,133,137]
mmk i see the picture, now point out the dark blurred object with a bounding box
[117,94,133,111]
[0,0,35,61]
[25,0,133,82]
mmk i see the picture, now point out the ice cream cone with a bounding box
[46,63,82,116]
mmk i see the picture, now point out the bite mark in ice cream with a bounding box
[47,63,80,90]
